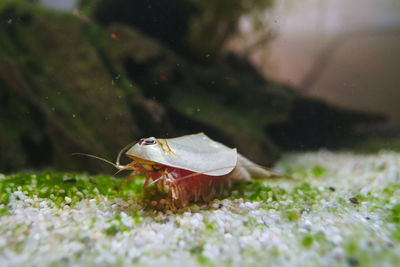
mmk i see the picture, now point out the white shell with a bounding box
[126,133,237,176]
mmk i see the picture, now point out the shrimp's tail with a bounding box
[236,153,290,180]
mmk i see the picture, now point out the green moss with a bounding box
[104,214,134,235]
[292,183,318,202]
[231,180,291,203]
[283,165,329,179]
[105,224,119,236]
[282,166,308,178]
[197,254,212,266]
[0,207,9,215]
[393,226,400,242]
[190,244,203,254]
[205,221,216,231]
[346,241,358,255]
[388,204,400,224]
[0,172,145,206]
[301,234,313,247]
[132,209,142,224]
[89,217,97,229]
[311,166,327,178]
[383,184,400,197]
[286,210,300,222]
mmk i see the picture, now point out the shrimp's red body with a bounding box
[163,167,230,207]
[124,162,230,208]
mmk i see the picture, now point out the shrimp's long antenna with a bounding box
[113,163,136,176]
[116,142,135,167]
[72,153,122,169]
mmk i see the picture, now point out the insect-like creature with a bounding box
[76,133,279,208]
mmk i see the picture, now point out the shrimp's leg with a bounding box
[147,168,173,189]
[143,174,152,189]
[120,171,140,190]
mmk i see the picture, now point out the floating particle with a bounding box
[110,33,119,40]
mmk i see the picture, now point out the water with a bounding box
[260,0,400,130]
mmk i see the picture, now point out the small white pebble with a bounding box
[330,234,343,245]
[39,201,48,208]
[24,198,34,205]
[302,220,312,231]
[13,191,26,200]
[64,197,72,204]
[212,203,220,209]
[89,199,97,208]
[360,186,370,196]
[244,202,259,210]
[120,212,133,227]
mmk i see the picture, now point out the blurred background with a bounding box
[0,0,399,173]
[252,0,400,131]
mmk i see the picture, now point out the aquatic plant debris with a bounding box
[0,151,400,266]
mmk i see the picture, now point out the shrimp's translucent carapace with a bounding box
[75,133,280,209]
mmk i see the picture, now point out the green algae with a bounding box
[0,172,145,209]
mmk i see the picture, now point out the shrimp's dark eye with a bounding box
[145,139,156,145]
[139,137,157,146]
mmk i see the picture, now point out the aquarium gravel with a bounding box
[1,151,400,266]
